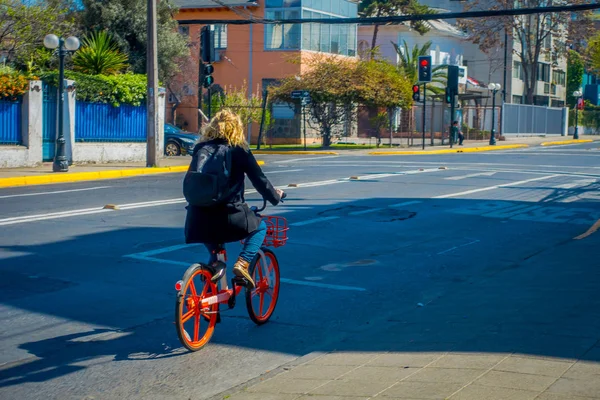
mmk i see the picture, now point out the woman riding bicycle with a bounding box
[184,109,284,288]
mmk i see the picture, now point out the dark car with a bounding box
[165,123,200,156]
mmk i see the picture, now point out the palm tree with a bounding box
[72,31,128,75]
[392,39,446,95]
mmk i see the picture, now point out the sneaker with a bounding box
[233,258,255,288]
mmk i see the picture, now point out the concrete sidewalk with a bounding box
[214,231,600,400]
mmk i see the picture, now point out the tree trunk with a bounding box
[371,9,382,51]
[322,128,332,147]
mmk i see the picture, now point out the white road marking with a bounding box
[0,168,443,226]
[290,216,340,226]
[437,239,480,255]
[280,278,366,291]
[551,179,597,189]
[264,169,304,174]
[312,160,600,170]
[0,186,111,199]
[124,252,367,291]
[433,175,561,199]
[389,200,422,208]
[274,155,340,163]
[445,172,496,180]
[349,208,385,216]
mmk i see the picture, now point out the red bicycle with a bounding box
[174,196,289,351]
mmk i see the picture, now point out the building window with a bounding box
[265,10,301,50]
[513,61,523,80]
[552,70,566,86]
[213,24,227,49]
[537,63,550,82]
[512,95,523,104]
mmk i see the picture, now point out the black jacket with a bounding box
[184,139,281,244]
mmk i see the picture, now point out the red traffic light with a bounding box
[420,59,429,67]
[412,85,420,93]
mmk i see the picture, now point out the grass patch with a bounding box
[251,143,378,151]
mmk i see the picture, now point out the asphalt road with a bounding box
[1,142,599,399]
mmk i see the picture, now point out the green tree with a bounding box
[72,31,128,75]
[461,0,591,105]
[392,40,446,95]
[0,0,78,72]
[81,0,189,83]
[359,0,432,50]
[589,33,600,73]
[567,50,585,108]
[208,82,273,133]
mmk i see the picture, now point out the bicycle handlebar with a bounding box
[251,191,287,214]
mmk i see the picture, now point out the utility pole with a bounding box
[146,0,159,167]
[422,83,427,150]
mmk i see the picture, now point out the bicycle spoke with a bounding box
[259,293,264,316]
[181,308,195,323]
[189,279,198,297]
[194,315,200,342]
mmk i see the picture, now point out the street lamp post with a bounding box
[488,83,501,146]
[44,34,80,172]
[573,90,582,140]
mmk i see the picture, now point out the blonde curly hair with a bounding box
[198,109,248,149]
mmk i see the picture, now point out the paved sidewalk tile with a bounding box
[379,381,463,398]
[562,361,600,380]
[280,365,355,380]
[404,367,483,385]
[492,356,573,377]
[429,353,506,370]
[546,377,600,398]
[340,365,418,383]
[367,352,444,368]
[475,370,556,392]
[448,384,539,400]
[536,393,600,400]
[307,352,380,366]
[307,378,393,397]
[245,377,329,394]
[225,392,297,400]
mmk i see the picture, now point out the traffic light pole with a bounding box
[422,83,427,150]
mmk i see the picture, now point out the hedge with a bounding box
[0,71,35,101]
[40,71,147,107]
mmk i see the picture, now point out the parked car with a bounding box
[165,123,200,156]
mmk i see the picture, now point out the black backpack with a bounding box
[183,142,233,207]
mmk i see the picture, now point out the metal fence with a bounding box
[502,103,566,135]
[76,102,147,142]
[0,99,21,145]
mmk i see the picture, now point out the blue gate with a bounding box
[42,83,57,161]
[0,99,22,145]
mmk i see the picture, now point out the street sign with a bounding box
[291,90,310,99]
[301,97,311,106]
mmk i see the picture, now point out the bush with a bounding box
[0,71,35,101]
[40,71,147,107]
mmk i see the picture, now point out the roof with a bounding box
[173,0,258,9]
[426,19,466,38]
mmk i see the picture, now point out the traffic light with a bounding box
[203,63,214,88]
[201,25,214,63]
[418,55,432,83]
[412,84,420,101]
[445,87,452,104]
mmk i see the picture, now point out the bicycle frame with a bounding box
[198,248,269,308]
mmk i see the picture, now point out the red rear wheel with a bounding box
[245,248,280,325]
[175,264,218,351]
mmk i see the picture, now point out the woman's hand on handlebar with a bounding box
[276,189,287,202]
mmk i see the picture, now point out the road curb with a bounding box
[252,151,339,155]
[0,160,265,189]
[541,139,594,146]
[368,144,528,155]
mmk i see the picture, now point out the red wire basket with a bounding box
[262,215,289,247]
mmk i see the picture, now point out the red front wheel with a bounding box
[245,248,280,325]
[175,264,218,351]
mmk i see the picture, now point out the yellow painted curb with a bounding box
[368,144,528,155]
[0,160,265,189]
[541,139,593,146]
[252,151,338,155]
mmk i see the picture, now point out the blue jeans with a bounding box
[205,220,267,264]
